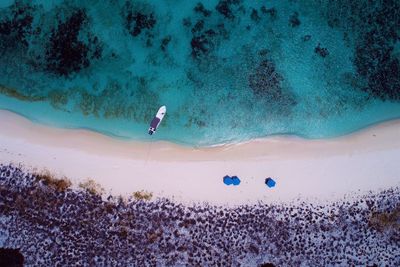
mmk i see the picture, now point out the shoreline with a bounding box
[0,109,399,205]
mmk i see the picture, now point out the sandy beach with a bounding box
[0,109,399,205]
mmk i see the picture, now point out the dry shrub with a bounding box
[104,202,115,213]
[369,206,400,231]
[132,190,153,201]
[79,179,104,196]
[147,230,163,243]
[34,169,71,192]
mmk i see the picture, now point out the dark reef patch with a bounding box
[289,11,300,27]
[302,34,311,42]
[123,1,157,50]
[260,6,277,20]
[126,10,156,37]
[0,1,34,50]
[160,35,171,52]
[191,34,212,59]
[355,33,400,101]
[328,0,400,101]
[0,164,399,266]
[191,19,204,34]
[194,2,212,17]
[182,17,192,27]
[315,43,329,57]
[215,0,241,20]
[188,1,245,60]
[0,2,102,77]
[354,0,400,101]
[251,8,261,23]
[45,8,102,76]
[189,14,220,59]
[216,0,234,19]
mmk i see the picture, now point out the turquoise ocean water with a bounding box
[0,0,399,146]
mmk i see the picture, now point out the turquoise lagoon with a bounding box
[0,0,399,146]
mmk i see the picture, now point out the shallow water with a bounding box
[0,0,399,146]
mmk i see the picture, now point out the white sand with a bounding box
[0,109,399,205]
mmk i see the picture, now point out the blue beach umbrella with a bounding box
[231,176,241,186]
[223,175,233,185]
[265,177,276,188]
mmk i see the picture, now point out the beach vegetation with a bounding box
[104,201,116,213]
[1,164,400,266]
[369,206,400,231]
[116,195,129,206]
[133,190,153,201]
[119,227,128,239]
[34,169,71,192]
[147,230,163,243]
[79,178,104,196]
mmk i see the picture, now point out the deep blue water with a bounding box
[0,0,399,146]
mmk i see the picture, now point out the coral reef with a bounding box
[0,1,34,49]
[194,3,212,17]
[45,8,102,76]
[248,59,283,98]
[124,2,156,38]
[0,0,400,145]
[215,0,241,20]
[327,0,400,100]
[0,164,399,266]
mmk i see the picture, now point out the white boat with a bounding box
[148,106,166,135]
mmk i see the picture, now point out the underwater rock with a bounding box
[315,43,329,57]
[302,35,311,42]
[126,11,156,37]
[191,20,204,34]
[215,0,241,20]
[261,6,277,20]
[217,23,229,39]
[194,3,212,17]
[191,35,211,58]
[189,17,220,59]
[216,0,234,19]
[258,48,269,56]
[160,35,171,52]
[124,1,156,38]
[289,11,300,27]
[250,8,261,22]
[182,17,192,27]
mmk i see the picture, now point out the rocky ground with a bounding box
[0,164,399,266]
